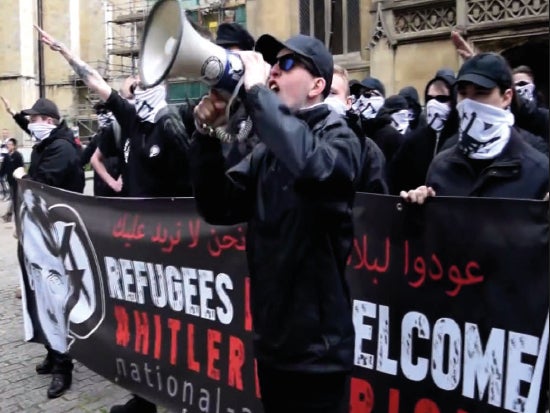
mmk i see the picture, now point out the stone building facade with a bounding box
[0,0,547,146]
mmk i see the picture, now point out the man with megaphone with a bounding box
[190,34,361,413]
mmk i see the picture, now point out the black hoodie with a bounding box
[399,86,427,132]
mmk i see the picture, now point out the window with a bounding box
[299,0,361,55]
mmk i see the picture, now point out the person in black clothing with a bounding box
[325,64,388,194]
[191,34,360,413]
[9,97,84,400]
[450,30,549,144]
[0,128,11,199]
[367,94,409,165]
[350,76,386,120]
[398,85,427,134]
[82,103,121,197]
[389,68,459,194]
[0,138,24,221]
[401,52,548,202]
[36,25,191,413]
[512,65,546,108]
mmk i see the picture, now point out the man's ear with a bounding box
[308,77,326,99]
[502,88,513,108]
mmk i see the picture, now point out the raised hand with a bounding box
[451,30,475,60]
[0,96,14,116]
[34,25,65,52]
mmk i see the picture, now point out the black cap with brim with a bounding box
[255,34,333,97]
[456,53,512,91]
[358,77,386,97]
[21,98,61,120]
[457,73,497,89]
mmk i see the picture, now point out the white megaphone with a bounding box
[139,0,244,93]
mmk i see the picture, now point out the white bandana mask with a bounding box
[134,84,167,123]
[352,95,385,119]
[515,82,535,102]
[390,109,410,135]
[28,123,57,142]
[457,98,514,159]
[426,99,451,132]
[97,113,114,128]
[324,96,348,116]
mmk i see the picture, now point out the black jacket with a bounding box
[388,124,456,194]
[105,90,193,197]
[0,150,24,186]
[427,128,548,199]
[190,85,360,373]
[345,111,388,194]
[514,97,549,142]
[21,119,85,193]
[366,117,404,165]
[84,126,122,197]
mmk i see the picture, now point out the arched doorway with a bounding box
[501,38,549,108]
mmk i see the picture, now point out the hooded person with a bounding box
[367,94,408,164]
[350,76,386,120]
[388,68,459,194]
[398,85,427,134]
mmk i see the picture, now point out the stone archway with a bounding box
[501,38,549,107]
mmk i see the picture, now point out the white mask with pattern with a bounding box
[515,82,535,102]
[457,98,514,159]
[390,109,410,135]
[353,95,385,119]
[426,100,451,132]
[134,84,167,123]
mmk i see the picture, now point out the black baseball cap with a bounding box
[21,98,60,120]
[457,53,513,90]
[215,23,255,51]
[359,77,386,97]
[255,34,333,97]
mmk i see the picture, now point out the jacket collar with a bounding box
[448,127,523,166]
[296,103,331,129]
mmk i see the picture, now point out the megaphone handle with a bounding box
[225,76,246,123]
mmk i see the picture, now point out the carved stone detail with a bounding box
[467,0,549,24]
[394,5,457,34]
[369,2,394,48]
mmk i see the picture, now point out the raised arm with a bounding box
[34,25,111,101]
[1,96,30,134]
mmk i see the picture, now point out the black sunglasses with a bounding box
[514,80,531,87]
[275,54,319,76]
[426,94,451,103]
[362,89,382,98]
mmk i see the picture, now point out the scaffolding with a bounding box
[105,0,152,77]
[72,1,151,143]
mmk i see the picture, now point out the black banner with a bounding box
[16,180,548,413]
